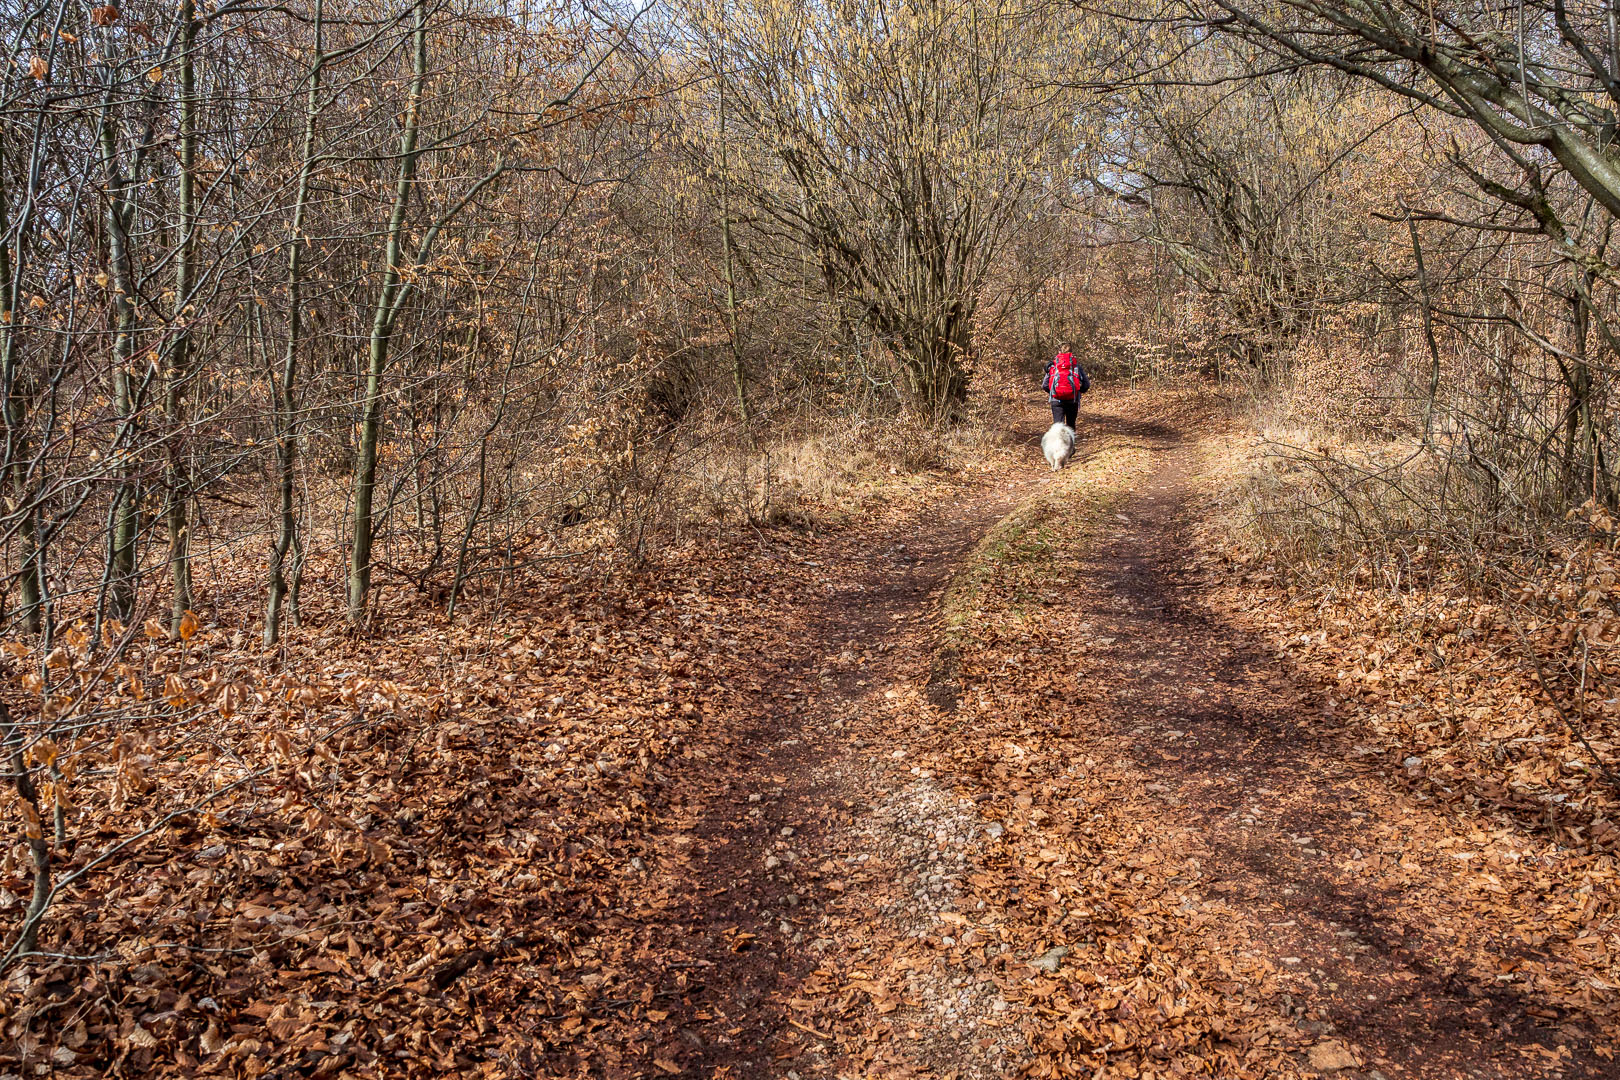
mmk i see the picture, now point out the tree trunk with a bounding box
[717,60,751,431]
[1565,283,1603,504]
[267,0,323,645]
[1406,209,1442,446]
[164,0,198,637]
[0,165,42,634]
[349,0,427,626]
[100,105,142,623]
[2,701,50,958]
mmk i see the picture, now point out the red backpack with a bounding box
[1049,352,1080,400]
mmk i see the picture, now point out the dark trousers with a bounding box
[1050,397,1078,427]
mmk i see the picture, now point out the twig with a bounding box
[1,767,274,971]
[1512,622,1620,794]
[788,1018,834,1040]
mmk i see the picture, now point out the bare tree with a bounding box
[686,0,1094,417]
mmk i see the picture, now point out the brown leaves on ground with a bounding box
[787,430,1318,1080]
[766,390,1618,1079]
[6,387,1618,1079]
[1199,439,1620,1064]
[0,531,843,1077]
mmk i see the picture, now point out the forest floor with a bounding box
[7,386,1620,1080]
[612,387,1620,1080]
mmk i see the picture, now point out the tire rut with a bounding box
[634,419,1050,1078]
[1074,421,1614,1079]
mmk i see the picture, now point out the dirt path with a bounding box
[632,404,1052,1078]
[630,394,1618,1079]
[1061,414,1614,1079]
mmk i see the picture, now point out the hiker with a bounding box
[1043,347,1090,427]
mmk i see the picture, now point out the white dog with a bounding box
[1042,422,1075,471]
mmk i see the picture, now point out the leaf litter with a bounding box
[4,386,1617,1079]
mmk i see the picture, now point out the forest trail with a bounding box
[630,400,1053,1077]
[630,392,1617,1080]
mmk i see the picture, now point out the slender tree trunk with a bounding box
[108,369,138,623]
[1405,208,1442,446]
[446,437,491,620]
[349,0,427,626]
[716,63,751,430]
[448,346,513,619]
[101,109,142,622]
[164,0,198,636]
[2,701,50,957]
[1568,283,1601,502]
[267,0,323,645]
[0,166,42,634]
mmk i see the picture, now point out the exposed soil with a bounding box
[619,392,1619,1079]
[631,412,1050,1077]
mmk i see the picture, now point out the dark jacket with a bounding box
[1043,355,1090,399]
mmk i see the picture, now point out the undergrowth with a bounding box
[667,382,1031,536]
[1202,388,1620,853]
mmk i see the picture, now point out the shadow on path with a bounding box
[1074,414,1613,1079]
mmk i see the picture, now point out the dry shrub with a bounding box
[1220,435,1530,593]
[709,376,1033,530]
[594,403,959,546]
[502,354,1026,560]
[1208,325,1567,595]
[1250,336,1403,441]
[762,415,944,507]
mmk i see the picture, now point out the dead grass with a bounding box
[1194,382,1620,858]
[665,378,1041,534]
